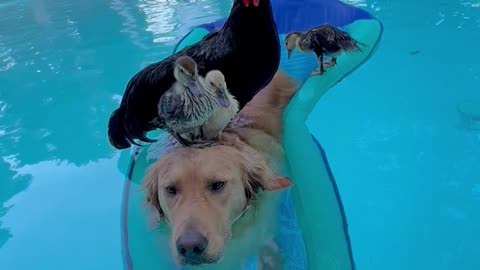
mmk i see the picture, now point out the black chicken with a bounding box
[108,0,280,149]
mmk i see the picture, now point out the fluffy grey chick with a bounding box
[154,56,229,146]
[285,24,363,76]
[199,70,239,140]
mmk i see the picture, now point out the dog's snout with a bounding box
[176,229,208,260]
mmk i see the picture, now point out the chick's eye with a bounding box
[165,186,177,195]
[209,181,225,192]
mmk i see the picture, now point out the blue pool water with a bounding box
[0,0,479,269]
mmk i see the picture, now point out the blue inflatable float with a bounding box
[119,0,383,269]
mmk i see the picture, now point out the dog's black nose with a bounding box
[176,229,208,259]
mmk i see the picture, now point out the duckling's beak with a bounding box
[287,49,293,59]
[188,81,205,97]
[216,90,230,108]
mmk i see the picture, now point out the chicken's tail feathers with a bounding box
[121,110,159,147]
[107,107,132,150]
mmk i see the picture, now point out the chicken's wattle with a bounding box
[242,0,260,7]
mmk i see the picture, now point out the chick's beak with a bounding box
[242,0,260,7]
[216,90,230,108]
[287,49,293,59]
[188,81,205,97]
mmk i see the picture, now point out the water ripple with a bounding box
[0,43,16,72]
[110,0,149,50]
[139,0,225,46]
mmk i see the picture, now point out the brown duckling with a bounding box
[154,56,229,146]
[285,24,362,76]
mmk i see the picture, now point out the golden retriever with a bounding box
[143,71,299,268]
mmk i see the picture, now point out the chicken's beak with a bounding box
[216,90,230,108]
[287,49,293,59]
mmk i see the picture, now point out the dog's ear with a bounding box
[265,175,293,191]
[142,163,165,220]
[239,147,292,200]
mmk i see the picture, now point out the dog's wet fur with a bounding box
[143,72,299,268]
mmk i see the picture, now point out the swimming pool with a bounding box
[0,0,479,269]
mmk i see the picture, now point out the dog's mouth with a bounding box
[177,253,221,266]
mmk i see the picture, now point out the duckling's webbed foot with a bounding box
[172,132,191,146]
[310,69,324,76]
[311,65,326,76]
[323,57,337,68]
[193,139,218,147]
[190,128,220,147]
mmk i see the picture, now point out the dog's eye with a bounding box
[209,181,225,192]
[165,186,177,195]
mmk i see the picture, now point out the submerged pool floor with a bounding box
[0,0,479,269]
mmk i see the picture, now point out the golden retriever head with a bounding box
[143,139,292,266]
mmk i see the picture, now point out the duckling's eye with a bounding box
[209,181,225,192]
[180,69,185,73]
[165,186,177,196]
